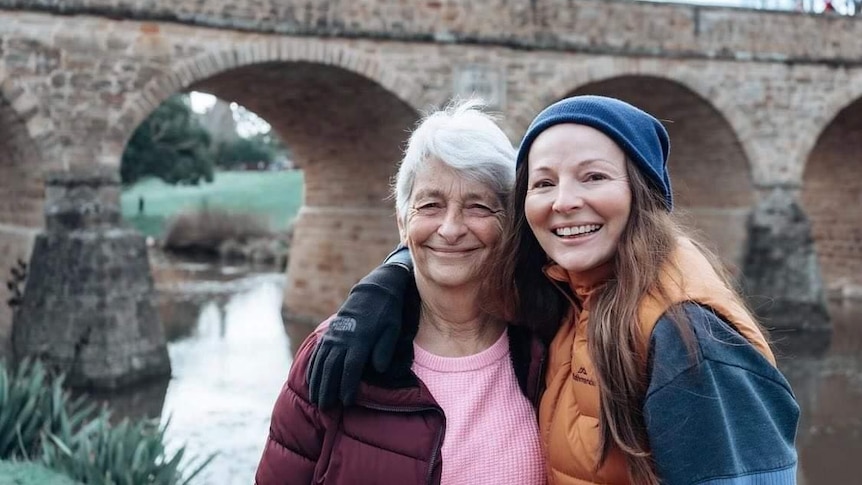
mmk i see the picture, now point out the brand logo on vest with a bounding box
[329,316,357,332]
[572,366,596,386]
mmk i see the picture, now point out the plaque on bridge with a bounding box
[453,64,506,110]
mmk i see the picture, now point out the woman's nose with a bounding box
[551,182,584,213]
[437,207,468,242]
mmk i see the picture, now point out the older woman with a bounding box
[254,101,546,485]
[309,96,800,484]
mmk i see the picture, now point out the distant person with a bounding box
[255,100,546,485]
[138,196,145,215]
[310,96,800,484]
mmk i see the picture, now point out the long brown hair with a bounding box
[483,156,758,484]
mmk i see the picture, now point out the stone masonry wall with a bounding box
[803,98,862,297]
[0,228,37,359]
[743,187,830,331]
[2,12,859,186]
[0,7,859,321]
[0,94,45,360]
[0,97,45,228]
[2,0,862,64]
[11,168,170,388]
[284,207,400,321]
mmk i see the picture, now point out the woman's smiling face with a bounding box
[524,123,632,277]
[400,157,504,291]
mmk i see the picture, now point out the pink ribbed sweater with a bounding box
[412,331,546,485]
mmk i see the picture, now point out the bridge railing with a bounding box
[634,0,860,16]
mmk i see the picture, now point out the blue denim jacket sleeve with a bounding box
[644,303,799,485]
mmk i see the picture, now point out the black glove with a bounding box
[307,246,413,409]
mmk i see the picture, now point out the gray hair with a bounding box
[394,99,516,222]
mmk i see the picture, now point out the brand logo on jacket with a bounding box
[573,366,596,386]
[330,316,357,332]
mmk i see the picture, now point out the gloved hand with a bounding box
[307,246,413,409]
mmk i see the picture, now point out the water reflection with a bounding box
[778,300,862,485]
[111,257,294,485]
[164,274,290,484]
[90,255,861,484]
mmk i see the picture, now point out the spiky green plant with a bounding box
[0,359,214,485]
[41,415,215,485]
[0,359,95,460]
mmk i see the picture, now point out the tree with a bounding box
[215,135,275,170]
[121,95,214,186]
[255,130,292,159]
[214,131,291,169]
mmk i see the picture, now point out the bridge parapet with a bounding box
[2,0,860,63]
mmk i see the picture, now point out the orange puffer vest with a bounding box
[538,237,773,485]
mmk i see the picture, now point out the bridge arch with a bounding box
[112,41,424,322]
[107,40,430,163]
[802,95,862,298]
[798,72,862,183]
[520,71,755,269]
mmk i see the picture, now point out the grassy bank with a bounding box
[121,170,304,238]
[0,461,83,485]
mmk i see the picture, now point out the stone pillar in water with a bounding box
[12,168,170,389]
[741,185,831,333]
[283,206,399,325]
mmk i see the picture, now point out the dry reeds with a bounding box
[162,206,272,255]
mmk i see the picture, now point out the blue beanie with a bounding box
[517,95,672,210]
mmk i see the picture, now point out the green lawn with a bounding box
[121,170,304,237]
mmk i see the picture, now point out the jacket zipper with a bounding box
[532,352,547,410]
[354,401,446,485]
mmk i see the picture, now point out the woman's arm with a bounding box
[307,246,413,408]
[644,304,799,485]
[256,329,329,485]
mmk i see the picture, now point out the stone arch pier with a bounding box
[0,89,48,357]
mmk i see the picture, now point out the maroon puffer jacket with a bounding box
[255,319,545,485]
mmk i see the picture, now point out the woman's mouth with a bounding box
[553,224,602,238]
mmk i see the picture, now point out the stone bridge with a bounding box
[1,0,860,372]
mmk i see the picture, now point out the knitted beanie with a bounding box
[516,95,672,210]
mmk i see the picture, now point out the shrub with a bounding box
[0,360,213,485]
[42,417,214,485]
[0,359,96,460]
[162,206,271,255]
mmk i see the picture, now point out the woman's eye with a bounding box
[465,204,496,216]
[584,172,609,182]
[416,202,442,211]
[530,180,554,189]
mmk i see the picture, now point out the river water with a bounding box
[91,257,300,485]
[94,256,861,484]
